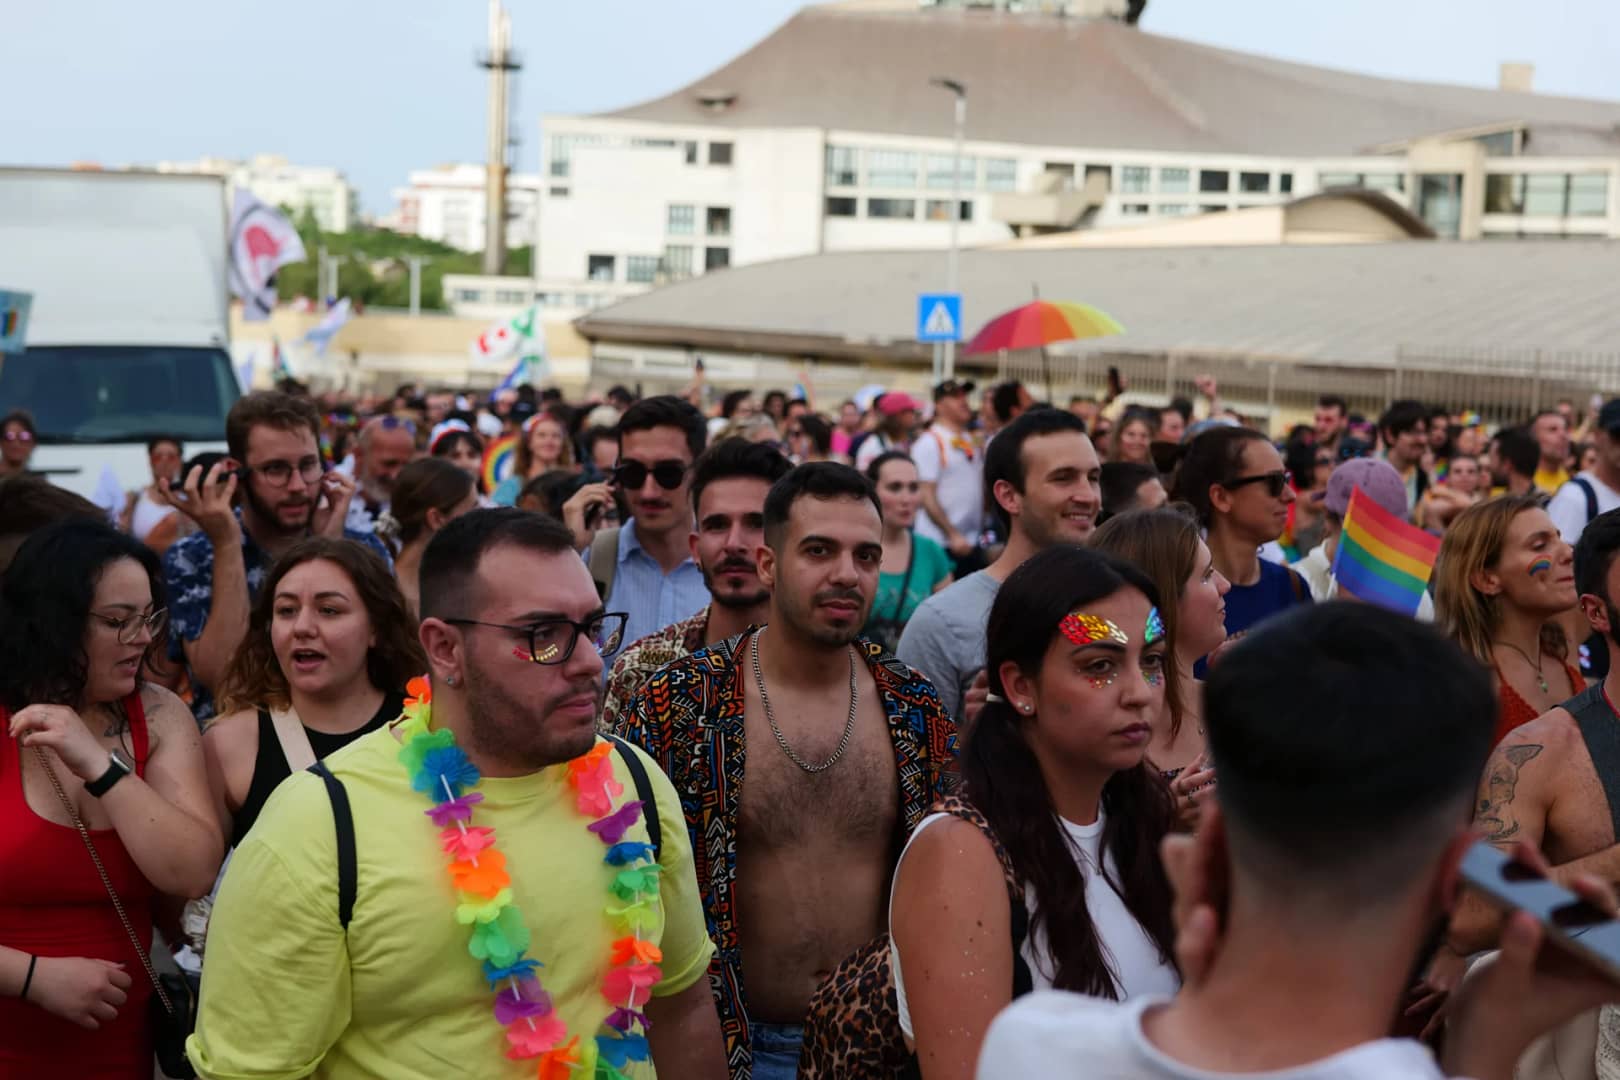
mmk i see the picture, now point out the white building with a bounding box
[153,154,359,233]
[473,0,1620,315]
[386,164,541,253]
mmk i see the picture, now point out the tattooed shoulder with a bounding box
[1476,742,1544,843]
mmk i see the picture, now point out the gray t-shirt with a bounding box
[896,569,1000,721]
[978,993,1456,1080]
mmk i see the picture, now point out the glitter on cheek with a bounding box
[1143,669,1165,688]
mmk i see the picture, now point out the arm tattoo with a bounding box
[1476,744,1544,843]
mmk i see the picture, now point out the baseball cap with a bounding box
[877,391,923,417]
[933,379,976,400]
[1324,458,1408,519]
[1597,399,1620,434]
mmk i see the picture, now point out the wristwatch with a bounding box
[85,749,134,798]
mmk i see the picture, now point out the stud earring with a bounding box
[1020,703,1033,714]
[446,675,458,687]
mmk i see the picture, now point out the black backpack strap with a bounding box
[602,734,661,863]
[309,762,357,930]
[1575,477,1600,524]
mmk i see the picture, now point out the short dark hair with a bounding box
[1205,603,1495,905]
[419,508,580,622]
[615,395,707,460]
[1492,426,1540,479]
[983,407,1091,531]
[795,414,833,456]
[690,437,793,516]
[226,391,322,462]
[1529,408,1566,429]
[145,435,184,457]
[1576,508,1620,611]
[579,425,617,458]
[1098,462,1162,521]
[1166,397,1194,424]
[0,474,107,574]
[990,381,1025,424]
[1173,427,1270,527]
[1317,394,1348,415]
[0,410,36,437]
[763,462,880,550]
[720,389,754,419]
[1378,399,1428,441]
[865,450,914,484]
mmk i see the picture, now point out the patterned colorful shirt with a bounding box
[611,630,958,1079]
[163,513,388,721]
[599,606,711,734]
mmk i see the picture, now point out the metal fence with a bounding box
[996,346,1620,431]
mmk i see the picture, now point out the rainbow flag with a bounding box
[482,435,517,494]
[1332,486,1441,616]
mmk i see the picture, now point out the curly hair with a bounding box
[215,538,427,716]
[0,519,166,712]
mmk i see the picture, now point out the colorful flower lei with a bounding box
[396,676,664,1079]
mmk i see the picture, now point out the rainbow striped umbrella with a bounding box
[963,300,1124,355]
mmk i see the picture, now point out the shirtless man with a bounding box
[1450,508,1620,954]
[614,463,956,1079]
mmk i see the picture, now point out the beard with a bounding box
[703,559,770,611]
[463,656,599,772]
[777,585,869,648]
[242,483,312,537]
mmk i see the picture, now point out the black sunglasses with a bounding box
[1224,470,1292,498]
[612,460,688,490]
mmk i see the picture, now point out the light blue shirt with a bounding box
[605,518,710,669]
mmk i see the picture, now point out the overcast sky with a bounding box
[4,0,1616,214]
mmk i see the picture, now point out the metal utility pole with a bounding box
[931,77,967,381]
[479,0,521,277]
[408,256,423,317]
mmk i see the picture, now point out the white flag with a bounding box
[469,304,539,364]
[301,298,353,356]
[229,190,307,322]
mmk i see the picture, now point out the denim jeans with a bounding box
[750,1021,805,1080]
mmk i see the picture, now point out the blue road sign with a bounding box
[917,293,962,343]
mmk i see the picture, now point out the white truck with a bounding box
[0,167,239,500]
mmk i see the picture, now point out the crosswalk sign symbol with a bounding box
[916,293,963,343]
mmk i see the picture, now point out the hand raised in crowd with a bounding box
[26,956,132,1031]
[1194,374,1219,400]
[1168,753,1216,833]
[562,481,615,549]
[160,460,240,544]
[310,468,357,538]
[8,704,113,782]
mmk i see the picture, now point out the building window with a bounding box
[587,254,616,282]
[1365,173,1406,193]
[495,289,527,304]
[1199,170,1230,193]
[1524,174,1568,216]
[1121,203,1150,216]
[1569,173,1610,217]
[536,291,564,307]
[867,149,919,189]
[926,154,978,190]
[1417,174,1463,239]
[925,199,973,222]
[826,145,859,187]
[1279,173,1294,194]
[704,247,730,271]
[1476,130,1518,157]
[1084,164,1113,193]
[454,288,482,303]
[1160,204,1191,216]
[1319,172,1359,189]
[667,204,695,235]
[1492,173,1612,218]
[707,141,734,166]
[549,187,569,198]
[706,207,732,237]
[1199,204,1228,214]
[1120,166,1150,194]
[547,135,572,178]
[866,197,917,219]
[984,158,1017,191]
[1159,167,1191,193]
[825,196,858,217]
[1239,171,1270,194]
[626,256,660,284]
[663,245,693,277]
[683,141,699,165]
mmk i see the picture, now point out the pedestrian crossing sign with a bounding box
[917,293,962,343]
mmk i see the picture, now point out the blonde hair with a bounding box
[514,411,574,478]
[1434,494,1566,666]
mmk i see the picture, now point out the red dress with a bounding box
[1493,661,1584,746]
[0,695,154,1078]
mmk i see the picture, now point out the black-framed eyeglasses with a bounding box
[246,456,324,488]
[90,607,168,645]
[611,460,688,491]
[1224,470,1292,498]
[443,612,628,664]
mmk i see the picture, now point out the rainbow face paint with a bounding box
[1060,612,1129,648]
[1529,559,1553,578]
[512,644,562,664]
[1144,608,1165,647]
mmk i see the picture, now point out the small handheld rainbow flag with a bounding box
[482,435,517,494]
[1332,486,1442,616]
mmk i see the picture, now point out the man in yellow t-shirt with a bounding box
[188,510,725,1080]
[1531,409,1572,495]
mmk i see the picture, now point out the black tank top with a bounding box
[230,690,405,847]
[1565,682,1620,841]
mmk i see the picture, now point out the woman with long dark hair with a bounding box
[0,519,222,1078]
[862,451,953,651]
[206,538,427,849]
[887,545,1180,1079]
[373,459,478,620]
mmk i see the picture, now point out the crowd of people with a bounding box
[3,370,1620,1080]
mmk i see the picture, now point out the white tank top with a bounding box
[130,489,176,542]
[889,807,1180,1041]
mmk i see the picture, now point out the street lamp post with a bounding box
[930,77,967,381]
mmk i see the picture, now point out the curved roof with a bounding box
[599,7,1620,157]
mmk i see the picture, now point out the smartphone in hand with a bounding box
[1460,842,1620,982]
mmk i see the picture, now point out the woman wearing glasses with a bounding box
[492,411,577,507]
[0,410,36,479]
[205,538,426,850]
[0,519,222,1079]
[1174,427,1310,673]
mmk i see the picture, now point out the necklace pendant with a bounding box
[1538,677,1550,694]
